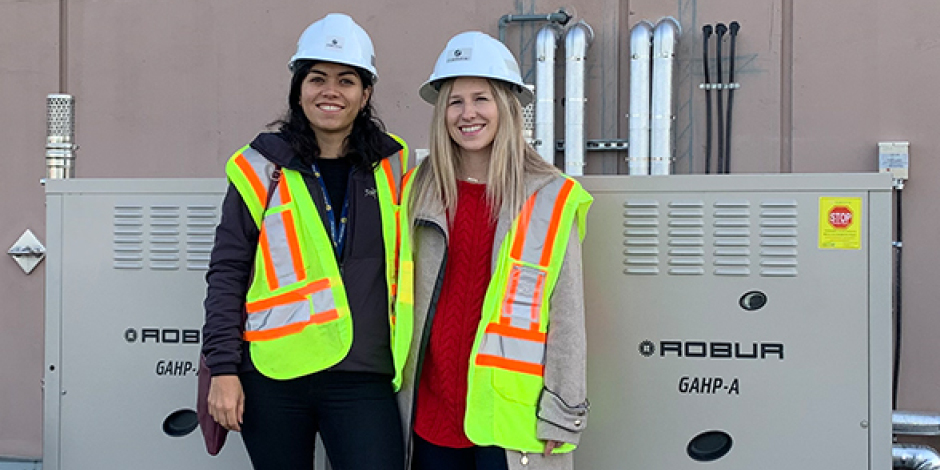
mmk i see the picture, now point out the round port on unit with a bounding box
[687,430,732,462]
[739,291,767,311]
[163,409,198,437]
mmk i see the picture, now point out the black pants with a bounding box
[411,433,508,470]
[240,370,404,470]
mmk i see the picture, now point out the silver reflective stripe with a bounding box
[263,207,301,287]
[502,265,546,329]
[246,299,310,333]
[311,287,337,315]
[518,177,567,264]
[239,147,277,204]
[478,332,546,364]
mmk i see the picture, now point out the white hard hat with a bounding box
[289,13,378,83]
[419,31,533,106]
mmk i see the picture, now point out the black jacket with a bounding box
[202,131,404,376]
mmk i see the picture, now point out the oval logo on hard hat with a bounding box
[326,36,344,50]
[446,48,472,62]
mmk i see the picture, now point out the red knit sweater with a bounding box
[414,181,497,448]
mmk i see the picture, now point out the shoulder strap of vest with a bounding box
[561,175,593,242]
[227,145,281,226]
[378,133,410,205]
[387,132,410,171]
[265,166,282,210]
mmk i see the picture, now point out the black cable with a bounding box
[892,188,903,410]
[725,22,739,174]
[715,23,727,174]
[702,25,713,174]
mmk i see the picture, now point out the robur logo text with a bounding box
[639,340,784,360]
[125,328,201,344]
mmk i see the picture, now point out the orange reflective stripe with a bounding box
[278,177,291,204]
[258,227,279,291]
[510,194,537,260]
[393,213,401,279]
[281,209,306,283]
[243,309,339,341]
[246,278,331,313]
[529,273,545,332]
[485,323,547,343]
[539,179,575,266]
[275,179,305,283]
[475,354,544,376]
[381,159,398,204]
[500,268,521,326]
[233,153,266,205]
[402,168,414,190]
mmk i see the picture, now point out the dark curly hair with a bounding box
[271,60,388,171]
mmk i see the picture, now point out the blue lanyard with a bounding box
[310,163,351,258]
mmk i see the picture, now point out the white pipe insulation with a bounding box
[650,17,680,175]
[535,25,561,164]
[564,21,593,176]
[628,21,653,175]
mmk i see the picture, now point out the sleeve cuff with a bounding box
[536,387,590,443]
[209,364,240,376]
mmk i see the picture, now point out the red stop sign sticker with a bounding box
[828,206,853,228]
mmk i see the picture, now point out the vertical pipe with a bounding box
[46,94,76,179]
[702,25,713,174]
[59,0,68,92]
[715,23,727,173]
[725,21,740,174]
[564,21,593,176]
[650,17,680,176]
[535,25,560,164]
[780,0,794,173]
[628,21,653,175]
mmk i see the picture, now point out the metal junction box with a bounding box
[44,179,250,470]
[575,173,892,469]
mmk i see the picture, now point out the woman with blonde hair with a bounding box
[397,31,592,470]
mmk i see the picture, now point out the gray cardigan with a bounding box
[397,170,590,470]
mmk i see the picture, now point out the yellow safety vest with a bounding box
[398,173,591,453]
[226,134,413,389]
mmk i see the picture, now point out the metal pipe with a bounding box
[627,21,653,175]
[498,9,571,43]
[46,94,76,179]
[894,444,940,470]
[535,24,561,164]
[894,411,940,436]
[894,188,904,409]
[650,17,680,176]
[715,23,727,173]
[564,21,593,176]
[724,21,740,174]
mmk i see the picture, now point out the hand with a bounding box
[543,440,563,457]
[208,375,244,432]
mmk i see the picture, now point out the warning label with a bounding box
[818,197,862,250]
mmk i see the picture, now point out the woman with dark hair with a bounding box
[201,13,410,470]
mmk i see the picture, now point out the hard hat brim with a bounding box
[418,77,534,107]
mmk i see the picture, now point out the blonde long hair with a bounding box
[409,78,558,226]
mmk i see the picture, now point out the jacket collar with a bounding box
[249,131,403,174]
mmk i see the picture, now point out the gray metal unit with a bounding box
[574,174,893,469]
[44,179,251,470]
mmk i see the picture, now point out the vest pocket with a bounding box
[488,367,541,406]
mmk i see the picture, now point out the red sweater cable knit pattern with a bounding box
[414,181,497,448]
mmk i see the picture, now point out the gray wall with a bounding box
[2,0,939,458]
